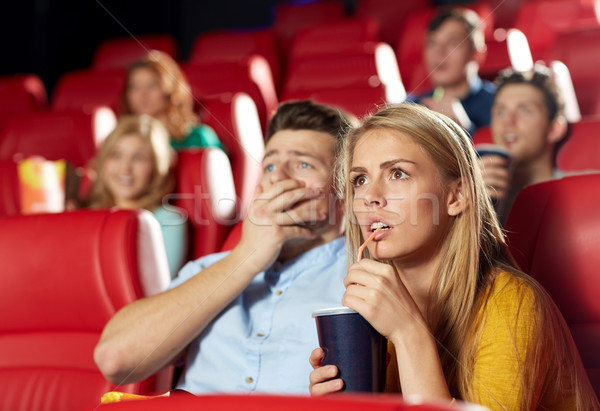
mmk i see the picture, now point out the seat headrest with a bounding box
[505,173,600,322]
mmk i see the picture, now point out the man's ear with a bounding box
[447,178,468,217]
[547,116,568,145]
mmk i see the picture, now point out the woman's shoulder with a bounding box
[482,271,538,318]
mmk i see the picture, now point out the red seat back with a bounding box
[550,28,600,116]
[283,42,403,103]
[0,108,116,168]
[199,93,264,217]
[505,173,600,397]
[0,74,47,114]
[88,392,458,410]
[557,117,600,172]
[92,34,178,72]
[189,29,280,88]
[471,126,493,145]
[183,57,278,131]
[0,209,173,411]
[174,148,237,259]
[285,83,387,120]
[272,0,346,55]
[0,74,47,129]
[288,17,380,62]
[52,69,125,113]
[0,159,20,217]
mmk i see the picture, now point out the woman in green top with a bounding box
[119,50,222,151]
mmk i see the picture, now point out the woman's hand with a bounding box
[342,259,428,344]
[308,348,344,396]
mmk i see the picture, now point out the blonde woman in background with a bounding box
[87,114,187,279]
[120,50,222,151]
[308,103,598,410]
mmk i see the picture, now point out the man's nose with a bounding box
[268,165,290,184]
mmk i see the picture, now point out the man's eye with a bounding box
[265,164,275,172]
[300,162,311,169]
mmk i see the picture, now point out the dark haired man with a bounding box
[95,100,349,394]
[480,66,568,224]
[410,7,495,136]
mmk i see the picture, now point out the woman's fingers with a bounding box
[309,347,324,369]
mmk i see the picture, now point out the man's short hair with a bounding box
[427,7,486,53]
[266,100,350,143]
[494,65,565,122]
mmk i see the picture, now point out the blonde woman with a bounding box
[308,103,598,409]
[120,50,222,151]
[87,114,187,279]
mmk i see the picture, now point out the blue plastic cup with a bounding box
[312,306,387,392]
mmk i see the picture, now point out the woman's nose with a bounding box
[362,183,386,208]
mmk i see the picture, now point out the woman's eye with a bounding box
[391,169,407,180]
[352,175,367,187]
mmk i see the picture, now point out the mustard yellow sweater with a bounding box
[386,273,577,410]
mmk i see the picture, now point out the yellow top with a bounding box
[386,272,577,410]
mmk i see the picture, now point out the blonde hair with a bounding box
[337,103,597,409]
[88,114,176,211]
[120,50,197,141]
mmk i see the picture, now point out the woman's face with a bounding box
[349,129,454,263]
[126,67,169,118]
[102,133,155,208]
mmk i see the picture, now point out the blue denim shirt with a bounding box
[169,236,347,394]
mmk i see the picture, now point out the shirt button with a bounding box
[275,290,282,295]
[273,265,279,272]
[246,377,254,384]
[256,333,265,337]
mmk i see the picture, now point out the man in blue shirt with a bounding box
[94,100,350,394]
[409,8,495,136]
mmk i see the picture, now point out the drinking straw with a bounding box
[357,226,382,262]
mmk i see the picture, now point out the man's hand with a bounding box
[478,154,512,203]
[235,179,327,272]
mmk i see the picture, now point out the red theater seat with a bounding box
[550,28,600,116]
[557,117,600,172]
[92,34,178,72]
[0,159,20,217]
[285,83,387,120]
[52,69,125,113]
[0,107,116,168]
[199,93,264,217]
[174,148,237,259]
[283,42,405,105]
[0,74,47,128]
[183,56,278,131]
[0,73,47,114]
[355,0,429,47]
[87,392,459,410]
[272,0,346,55]
[288,17,380,62]
[0,209,173,411]
[505,173,600,397]
[189,29,280,89]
